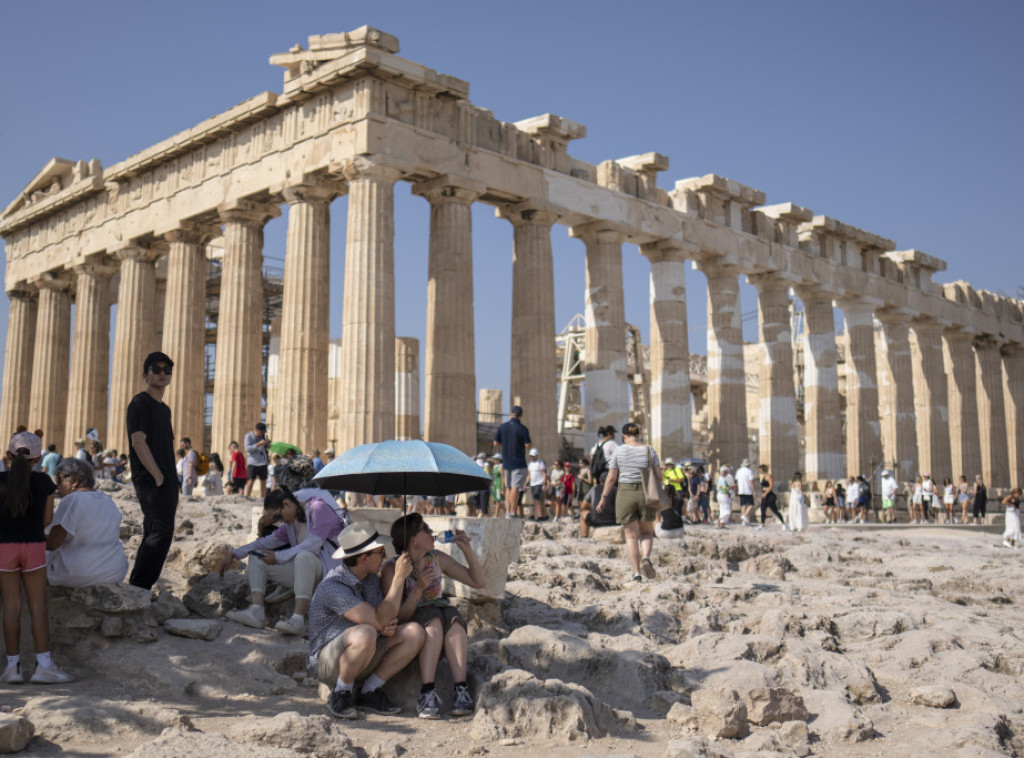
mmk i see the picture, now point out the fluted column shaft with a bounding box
[944,329,982,480]
[500,204,558,462]
[876,312,917,481]
[212,202,279,459]
[840,299,883,476]
[416,179,482,454]
[395,337,420,441]
[109,248,159,454]
[0,288,38,439]
[576,225,628,452]
[162,226,214,447]
[1003,344,1024,488]
[643,242,692,461]
[703,265,747,469]
[337,159,401,450]
[752,274,798,481]
[29,276,72,450]
[910,320,951,479]
[799,289,843,481]
[65,264,114,447]
[277,185,337,453]
[975,336,1009,488]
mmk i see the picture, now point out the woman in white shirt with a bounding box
[46,458,128,587]
[788,471,809,533]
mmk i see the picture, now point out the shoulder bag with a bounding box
[642,446,671,509]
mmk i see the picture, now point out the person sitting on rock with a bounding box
[219,484,344,636]
[46,457,128,587]
[382,513,485,720]
[579,471,617,537]
[307,522,425,720]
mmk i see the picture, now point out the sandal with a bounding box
[641,557,657,579]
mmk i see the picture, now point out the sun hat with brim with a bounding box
[9,431,42,458]
[332,522,393,560]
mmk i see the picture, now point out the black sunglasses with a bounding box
[148,365,173,376]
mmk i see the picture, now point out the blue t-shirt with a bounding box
[494,418,531,470]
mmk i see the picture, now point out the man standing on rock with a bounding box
[735,459,755,526]
[244,422,271,500]
[126,351,179,591]
[180,437,198,496]
[493,405,530,518]
[307,523,425,720]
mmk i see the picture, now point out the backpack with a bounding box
[590,442,609,482]
[195,452,210,476]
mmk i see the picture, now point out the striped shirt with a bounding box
[608,444,660,484]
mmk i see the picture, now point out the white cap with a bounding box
[9,431,42,458]
[529,448,539,456]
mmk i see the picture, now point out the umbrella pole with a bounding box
[403,494,408,516]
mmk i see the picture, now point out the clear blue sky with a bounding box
[1,0,1021,415]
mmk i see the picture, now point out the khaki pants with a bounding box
[247,550,323,599]
[315,627,389,685]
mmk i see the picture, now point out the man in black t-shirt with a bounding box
[126,351,179,590]
[492,405,531,518]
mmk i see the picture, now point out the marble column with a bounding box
[943,328,982,480]
[395,337,420,441]
[29,274,72,450]
[875,310,917,482]
[839,298,883,477]
[498,203,559,463]
[109,247,159,455]
[750,273,799,481]
[642,241,692,461]
[277,183,339,453]
[212,201,279,459]
[0,287,37,439]
[1003,344,1024,488]
[337,158,402,450]
[162,225,215,447]
[798,288,844,481]
[415,177,483,454]
[65,263,114,448]
[910,319,951,480]
[573,223,629,452]
[975,335,1009,489]
[701,263,747,470]
[479,389,503,424]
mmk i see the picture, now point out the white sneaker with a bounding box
[274,616,305,636]
[781,524,789,531]
[755,525,765,531]
[30,663,74,684]
[226,606,266,629]
[1003,540,1013,549]
[0,664,23,684]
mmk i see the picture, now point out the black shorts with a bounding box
[531,484,546,502]
[411,604,465,635]
[739,494,755,506]
[230,477,247,490]
[247,464,268,481]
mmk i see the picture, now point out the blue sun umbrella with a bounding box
[313,439,491,497]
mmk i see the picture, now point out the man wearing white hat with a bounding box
[307,523,425,720]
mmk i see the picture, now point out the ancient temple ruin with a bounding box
[2,26,1022,491]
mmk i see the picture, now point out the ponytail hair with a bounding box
[6,448,34,518]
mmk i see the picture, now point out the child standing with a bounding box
[0,432,73,683]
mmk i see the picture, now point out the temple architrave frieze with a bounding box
[2,26,1022,492]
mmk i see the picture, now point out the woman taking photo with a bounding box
[597,423,661,583]
[0,432,73,684]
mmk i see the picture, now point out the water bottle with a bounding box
[437,529,455,544]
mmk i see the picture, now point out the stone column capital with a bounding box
[164,221,221,246]
[282,180,345,206]
[696,259,744,280]
[793,285,836,307]
[747,271,797,293]
[874,307,915,326]
[115,244,162,264]
[496,202,559,228]
[943,325,976,342]
[568,221,627,245]
[1002,341,1024,358]
[217,199,281,226]
[6,282,36,300]
[32,270,73,292]
[338,156,404,185]
[973,334,1004,352]
[836,295,882,315]
[639,239,698,264]
[412,175,486,205]
[72,261,117,281]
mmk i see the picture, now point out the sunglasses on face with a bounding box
[148,365,173,376]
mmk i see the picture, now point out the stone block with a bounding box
[0,713,34,753]
[592,525,626,544]
[909,685,956,708]
[349,507,404,555]
[742,686,808,725]
[164,619,223,641]
[690,687,748,739]
[423,516,523,599]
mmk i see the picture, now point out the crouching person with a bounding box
[307,522,425,720]
[382,514,485,719]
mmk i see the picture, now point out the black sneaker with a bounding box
[417,688,441,719]
[359,687,402,715]
[327,689,358,720]
[452,685,475,717]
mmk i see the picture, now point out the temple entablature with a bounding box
[881,249,947,292]
[670,174,766,231]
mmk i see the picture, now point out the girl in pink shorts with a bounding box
[0,431,73,684]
